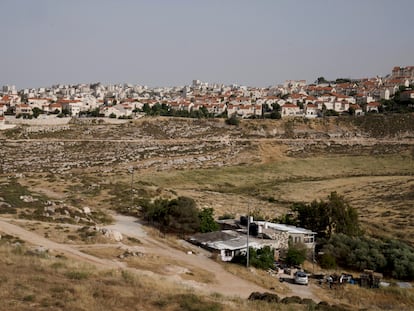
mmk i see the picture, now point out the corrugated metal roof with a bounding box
[256,221,316,235]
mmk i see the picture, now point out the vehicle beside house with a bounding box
[294,271,309,285]
[189,218,316,262]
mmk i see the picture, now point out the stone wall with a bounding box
[5,115,71,125]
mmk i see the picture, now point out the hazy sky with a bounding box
[1,0,413,89]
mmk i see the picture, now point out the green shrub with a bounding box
[225,115,239,126]
[319,253,337,269]
[232,246,275,270]
[175,293,222,311]
[65,271,89,280]
[285,243,307,266]
[320,234,414,280]
[218,213,235,220]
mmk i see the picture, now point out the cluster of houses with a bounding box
[1,66,413,124]
[189,217,316,262]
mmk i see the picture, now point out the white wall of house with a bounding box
[69,103,82,116]
[304,107,319,118]
[220,249,239,261]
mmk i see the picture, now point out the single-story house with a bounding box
[189,219,316,262]
[188,230,263,262]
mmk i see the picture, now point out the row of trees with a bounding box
[140,102,224,119]
[319,234,414,280]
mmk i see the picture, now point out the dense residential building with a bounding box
[0,66,413,120]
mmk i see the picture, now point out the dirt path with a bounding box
[0,216,268,299]
[0,215,320,300]
[104,215,321,301]
[0,218,122,269]
[105,215,272,298]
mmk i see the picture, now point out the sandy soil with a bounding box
[0,214,322,301]
[0,215,288,300]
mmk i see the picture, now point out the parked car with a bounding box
[294,271,309,285]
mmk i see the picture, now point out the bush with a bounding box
[225,115,239,126]
[319,253,337,269]
[199,208,219,233]
[320,234,414,280]
[141,196,201,235]
[248,292,280,303]
[285,243,307,266]
[218,213,235,220]
[175,293,222,311]
[65,271,89,280]
[232,246,275,270]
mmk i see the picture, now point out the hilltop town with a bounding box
[1,66,413,124]
[1,66,414,311]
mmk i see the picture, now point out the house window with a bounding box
[224,250,232,257]
[294,237,300,243]
[304,236,314,244]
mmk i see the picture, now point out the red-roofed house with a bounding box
[349,104,363,116]
[281,103,301,117]
[49,103,63,114]
[15,104,33,116]
[366,102,381,113]
[27,98,52,109]
[304,103,319,118]
[58,99,83,116]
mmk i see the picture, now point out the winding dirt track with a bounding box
[0,215,279,299]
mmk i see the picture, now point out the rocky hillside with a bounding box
[1,115,413,174]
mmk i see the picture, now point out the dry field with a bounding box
[135,152,414,245]
[1,116,414,310]
[1,240,282,311]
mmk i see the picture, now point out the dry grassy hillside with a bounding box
[1,115,414,310]
[1,115,413,243]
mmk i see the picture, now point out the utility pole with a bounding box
[246,204,250,268]
[129,166,134,208]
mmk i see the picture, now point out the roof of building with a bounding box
[255,221,316,235]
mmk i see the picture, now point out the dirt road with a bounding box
[0,215,321,300]
[0,216,270,299]
[0,218,122,269]
[105,215,320,301]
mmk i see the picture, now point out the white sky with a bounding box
[1,0,413,89]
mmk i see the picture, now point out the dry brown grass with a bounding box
[134,154,414,244]
[126,252,216,284]
[80,246,124,259]
[222,263,290,296]
[322,283,414,310]
[6,149,413,245]
[9,220,113,245]
[1,241,307,311]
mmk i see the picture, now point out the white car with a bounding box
[294,271,309,285]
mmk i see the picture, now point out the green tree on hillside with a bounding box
[293,192,361,239]
[199,208,219,233]
[32,107,42,118]
[285,242,307,266]
[141,196,200,236]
